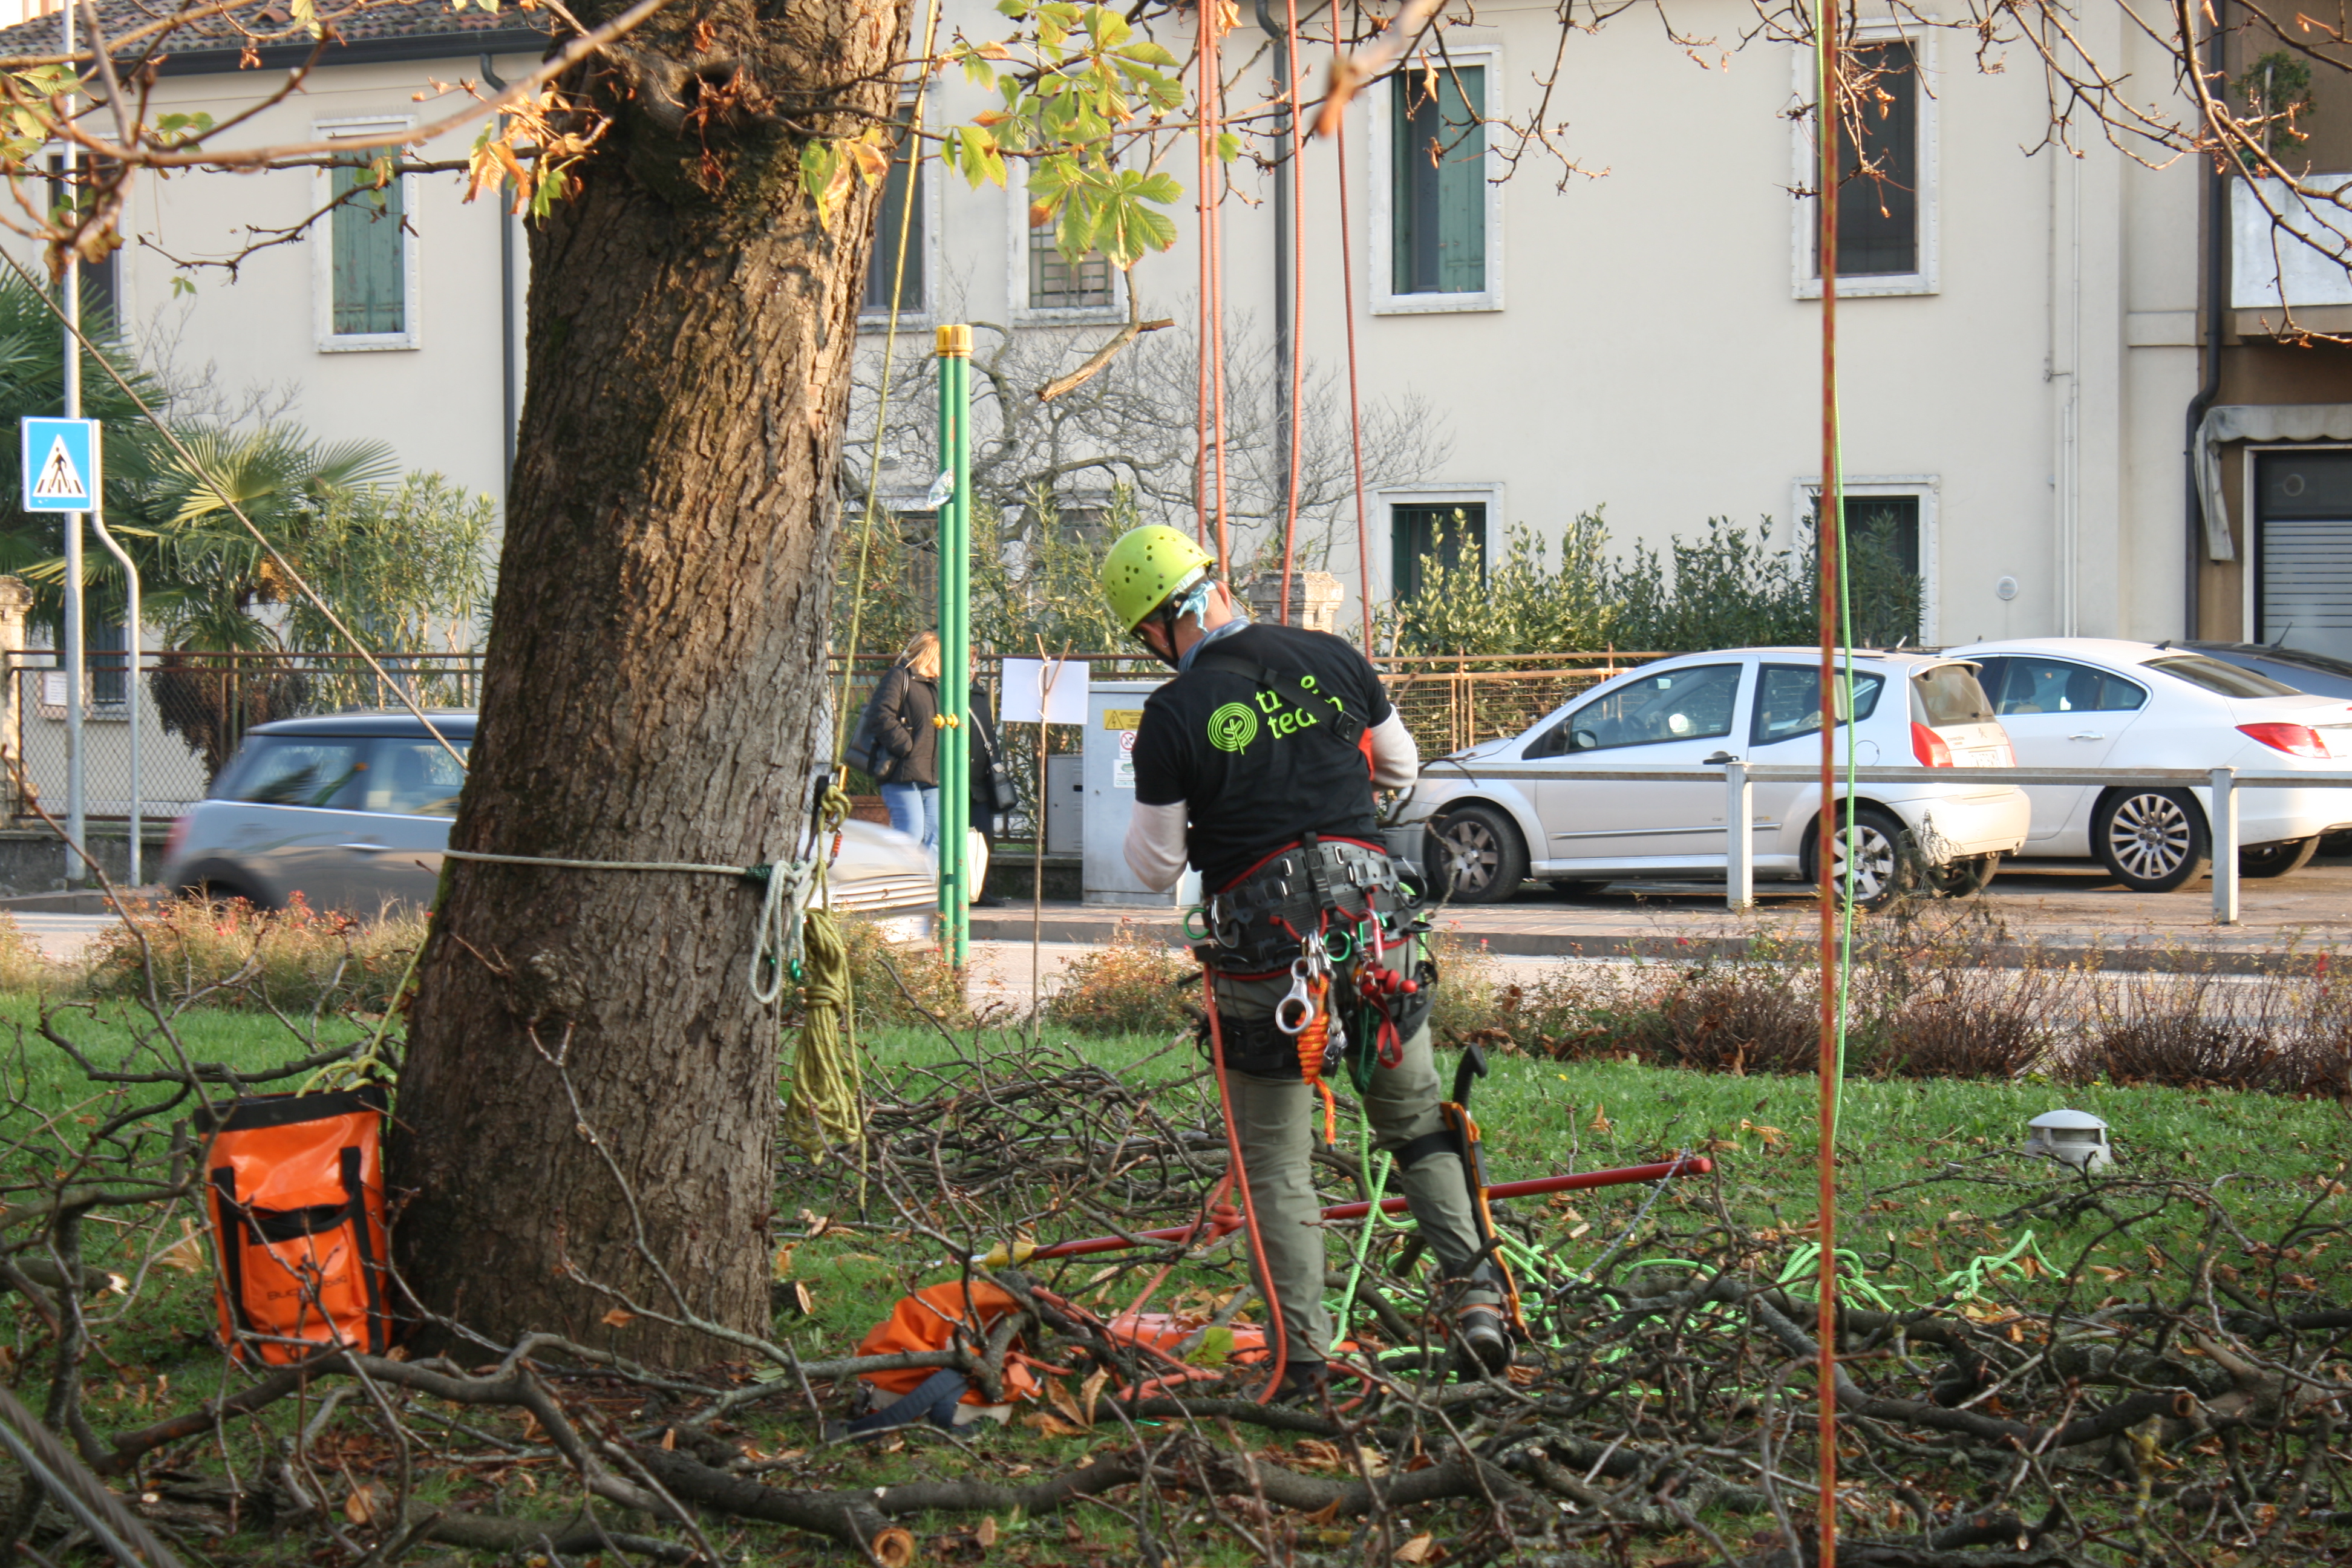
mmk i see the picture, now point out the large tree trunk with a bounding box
[388,0,907,1361]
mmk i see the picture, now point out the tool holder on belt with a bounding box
[1189,833,1437,1094]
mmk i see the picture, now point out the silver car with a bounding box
[1399,649,2031,906]
[160,713,938,938]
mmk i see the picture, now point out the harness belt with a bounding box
[1203,836,1410,974]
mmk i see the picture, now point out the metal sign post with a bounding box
[22,416,99,885]
[934,324,972,966]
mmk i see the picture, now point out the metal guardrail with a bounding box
[1417,759,2352,926]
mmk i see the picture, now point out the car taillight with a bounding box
[163,815,188,866]
[2238,722,2330,759]
[1910,723,1953,767]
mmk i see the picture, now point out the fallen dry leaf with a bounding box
[1047,1378,1088,1429]
[155,1219,207,1275]
[1019,1410,1086,1439]
[599,1307,636,1328]
[1080,1366,1109,1426]
[1289,1438,1347,1472]
[1589,1103,1612,1133]
[1302,1498,1342,1526]
[975,1515,999,1547]
[660,1429,676,1451]
[342,1483,381,1527]
[1395,1532,1440,1563]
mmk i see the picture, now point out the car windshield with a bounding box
[211,737,370,807]
[1911,664,1996,725]
[2145,654,2300,698]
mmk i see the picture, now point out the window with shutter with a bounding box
[1391,65,1485,296]
[1028,221,1114,310]
[1391,503,1487,600]
[329,158,406,338]
[861,108,925,315]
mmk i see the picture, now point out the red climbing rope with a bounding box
[1276,0,1308,625]
[1331,7,1376,658]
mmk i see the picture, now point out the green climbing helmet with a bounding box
[1101,525,1215,634]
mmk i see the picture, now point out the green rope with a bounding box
[782,786,865,1165]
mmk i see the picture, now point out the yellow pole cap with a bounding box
[936,323,973,358]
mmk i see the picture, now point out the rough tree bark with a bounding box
[389,0,910,1360]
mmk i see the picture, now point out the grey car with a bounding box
[160,713,939,939]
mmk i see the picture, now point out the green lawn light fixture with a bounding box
[2025,1108,2112,1171]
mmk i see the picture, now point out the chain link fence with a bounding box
[4,647,1650,834]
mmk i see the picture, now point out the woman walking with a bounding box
[869,632,941,855]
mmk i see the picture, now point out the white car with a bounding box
[162,713,939,938]
[1939,638,2352,890]
[1397,649,2030,906]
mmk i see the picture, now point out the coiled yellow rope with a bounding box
[781,784,863,1161]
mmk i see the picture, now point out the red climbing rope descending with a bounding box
[1814,4,1846,1563]
[1331,9,1376,658]
[1276,0,1308,625]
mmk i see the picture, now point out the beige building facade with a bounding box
[0,0,2298,662]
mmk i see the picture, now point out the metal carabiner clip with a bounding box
[1274,958,1316,1035]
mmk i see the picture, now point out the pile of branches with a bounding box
[2,1004,2348,1568]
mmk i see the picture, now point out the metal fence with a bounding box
[8,651,485,822]
[826,650,1647,843]
[3,645,1644,831]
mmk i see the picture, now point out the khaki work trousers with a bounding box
[1210,967,1495,1358]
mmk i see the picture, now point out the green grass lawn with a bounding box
[0,1000,2340,1565]
[787,1022,2351,1357]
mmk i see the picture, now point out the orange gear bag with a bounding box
[855,1280,1040,1405]
[201,1087,391,1364]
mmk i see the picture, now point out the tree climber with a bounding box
[1102,524,1513,1399]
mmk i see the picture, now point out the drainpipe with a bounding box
[2185,24,2228,639]
[480,54,519,498]
[1255,0,1294,506]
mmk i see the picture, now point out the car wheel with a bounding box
[1431,805,1528,904]
[2239,836,2320,879]
[1801,805,1909,909]
[1919,852,2000,898]
[2092,788,2210,893]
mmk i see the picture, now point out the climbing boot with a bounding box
[1453,1302,1514,1377]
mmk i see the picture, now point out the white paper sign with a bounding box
[1114,728,1137,789]
[1001,656,1088,725]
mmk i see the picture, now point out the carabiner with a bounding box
[1321,926,1356,963]
[1274,958,1316,1035]
[1182,904,1214,943]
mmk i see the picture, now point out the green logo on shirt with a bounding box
[1207,702,1258,752]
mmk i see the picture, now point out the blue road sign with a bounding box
[20,418,99,513]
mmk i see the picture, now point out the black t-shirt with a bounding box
[1131,622,1393,891]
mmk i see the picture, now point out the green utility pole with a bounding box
[935,324,973,965]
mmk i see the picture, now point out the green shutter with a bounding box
[1391,66,1485,295]
[331,162,405,336]
[863,112,924,313]
[1436,68,1485,293]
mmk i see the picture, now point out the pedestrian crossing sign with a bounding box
[19,417,98,513]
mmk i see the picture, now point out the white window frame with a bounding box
[313,117,420,351]
[859,93,942,331]
[1377,482,1505,601]
[1791,474,1941,644]
[1009,180,1127,325]
[1790,20,1939,299]
[1370,44,1505,315]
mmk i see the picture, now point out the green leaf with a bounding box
[1215,131,1240,163]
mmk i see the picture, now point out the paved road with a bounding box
[970,856,2352,969]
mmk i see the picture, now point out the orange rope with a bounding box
[1332,10,1376,658]
[1203,973,1290,1403]
[1204,10,1231,578]
[1276,0,1308,624]
[1815,4,1845,1561]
